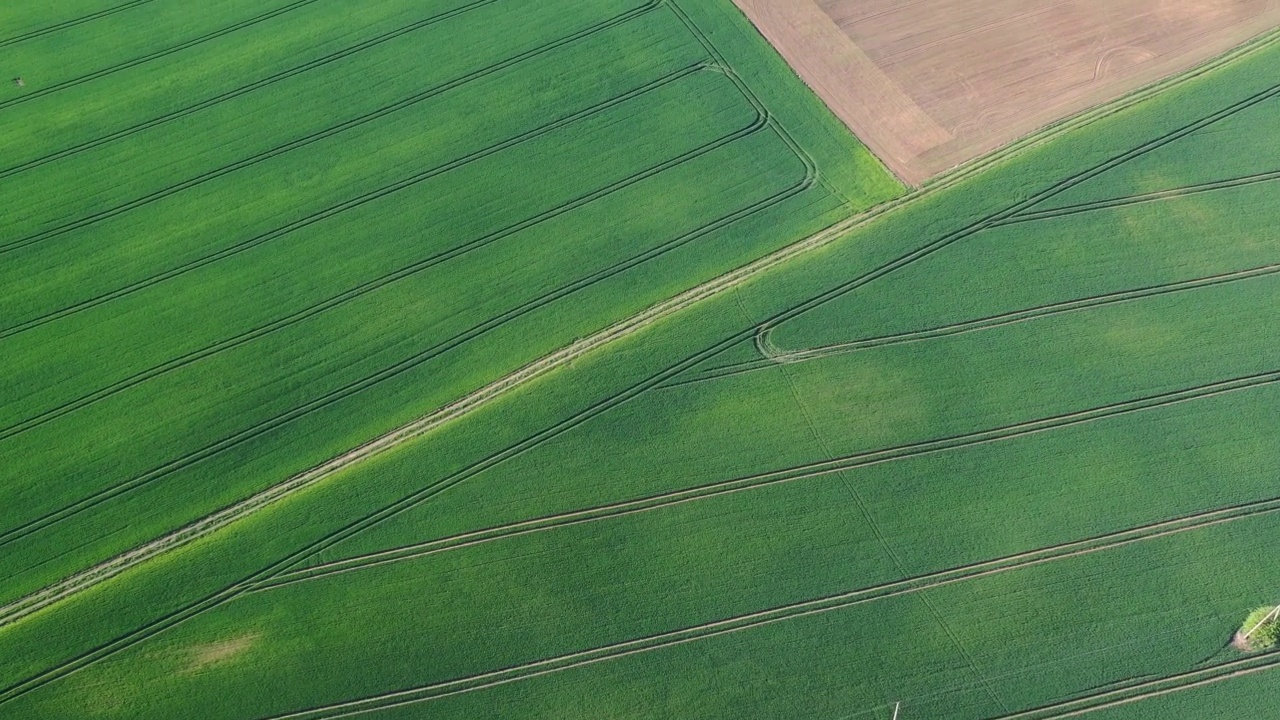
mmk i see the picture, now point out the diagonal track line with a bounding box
[0,0,328,111]
[992,168,1280,227]
[253,375,1280,591]
[0,0,502,182]
[0,64,760,553]
[0,0,158,49]
[667,261,1280,387]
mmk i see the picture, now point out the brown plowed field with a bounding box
[734,0,1280,184]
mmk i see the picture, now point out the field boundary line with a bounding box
[0,0,158,48]
[0,0,327,111]
[916,21,1280,190]
[0,135,820,629]
[752,66,1280,357]
[0,0,503,182]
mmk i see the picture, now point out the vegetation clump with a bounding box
[1237,607,1280,651]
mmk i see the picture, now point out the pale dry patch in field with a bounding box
[734,0,1280,184]
[182,633,260,674]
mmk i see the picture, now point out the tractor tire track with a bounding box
[664,262,1280,388]
[0,62,709,443]
[258,463,1280,595]
[0,0,328,111]
[992,167,1280,227]
[253,383,1280,591]
[0,0,662,342]
[0,0,158,49]
[0,0,501,182]
[983,651,1280,719]
[0,96,768,552]
[253,497,1280,718]
[0,0,657,258]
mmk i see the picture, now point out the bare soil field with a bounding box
[734,0,1280,184]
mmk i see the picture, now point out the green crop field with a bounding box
[0,0,899,620]
[3,1,1280,719]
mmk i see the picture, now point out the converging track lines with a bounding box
[0,0,328,111]
[665,262,1280,388]
[0,0,654,258]
[993,167,1280,227]
[0,0,502,182]
[0,0,158,49]
[751,72,1280,354]
[255,462,1280,594]
[253,496,1280,719]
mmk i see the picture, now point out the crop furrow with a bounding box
[993,167,1280,227]
[0,63,709,441]
[665,262,1280,388]
[0,98,767,551]
[0,0,328,111]
[0,0,658,257]
[0,0,501,182]
[0,0,158,48]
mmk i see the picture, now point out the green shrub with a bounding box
[1240,607,1280,650]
